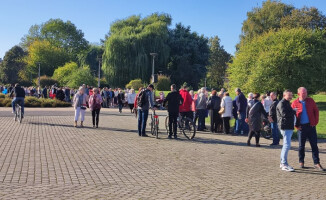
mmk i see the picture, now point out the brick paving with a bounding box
[0,107,325,199]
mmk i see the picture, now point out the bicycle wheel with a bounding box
[18,106,22,123]
[181,117,196,140]
[149,115,154,135]
[155,118,159,139]
[165,116,169,135]
[14,104,18,121]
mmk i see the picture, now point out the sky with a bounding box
[0,0,326,59]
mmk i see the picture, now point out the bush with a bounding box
[0,96,72,107]
[0,94,5,98]
[0,98,12,107]
[126,79,145,90]
[155,75,171,91]
[34,76,57,87]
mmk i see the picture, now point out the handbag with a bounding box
[218,99,225,114]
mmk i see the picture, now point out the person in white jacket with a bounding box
[127,89,137,113]
[220,92,233,134]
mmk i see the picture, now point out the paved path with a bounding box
[0,107,325,199]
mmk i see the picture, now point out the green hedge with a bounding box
[0,96,71,107]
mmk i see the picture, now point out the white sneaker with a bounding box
[281,164,295,172]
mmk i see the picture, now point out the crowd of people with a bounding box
[6,82,324,172]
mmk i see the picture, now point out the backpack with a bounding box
[137,89,147,107]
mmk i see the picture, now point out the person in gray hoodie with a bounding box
[196,87,207,131]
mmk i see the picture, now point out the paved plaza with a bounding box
[0,107,325,199]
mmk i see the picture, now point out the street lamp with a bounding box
[97,56,102,88]
[150,53,158,83]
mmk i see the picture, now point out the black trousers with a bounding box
[223,117,230,134]
[298,124,320,164]
[169,113,178,136]
[248,130,260,144]
[210,109,219,132]
[92,109,100,126]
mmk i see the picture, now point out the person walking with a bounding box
[163,84,184,139]
[127,89,136,113]
[277,90,296,172]
[206,90,221,133]
[89,88,103,128]
[268,92,280,146]
[73,86,88,128]
[136,84,155,137]
[291,87,324,171]
[220,92,233,134]
[245,93,268,147]
[196,88,207,131]
[117,89,125,113]
[235,88,249,135]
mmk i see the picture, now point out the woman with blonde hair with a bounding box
[73,86,88,127]
[89,87,103,128]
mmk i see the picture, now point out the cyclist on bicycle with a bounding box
[10,83,26,118]
[163,84,184,139]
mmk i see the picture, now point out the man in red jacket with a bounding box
[291,87,324,171]
[179,84,193,120]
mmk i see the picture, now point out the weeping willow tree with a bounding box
[102,13,171,87]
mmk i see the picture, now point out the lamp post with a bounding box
[37,62,41,88]
[97,57,102,88]
[150,53,158,83]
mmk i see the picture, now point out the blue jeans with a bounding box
[138,109,149,136]
[12,97,25,115]
[197,109,206,131]
[271,122,280,144]
[236,112,249,134]
[118,103,123,112]
[280,129,293,165]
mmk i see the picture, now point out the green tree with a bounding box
[167,23,209,90]
[228,28,326,94]
[53,62,79,86]
[66,66,97,88]
[77,45,104,77]
[125,79,145,90]
[21,18,89,59]
[0,46,27,84]
[206,36,231,90]
[155,75,171,91]
[102,13,171,87]
[24,40,70,78]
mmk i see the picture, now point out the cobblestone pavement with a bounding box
[0,107,325,200]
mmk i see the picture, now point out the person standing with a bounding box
[196,87,207,131]
[263,92,272,114]
[179,84,193,122]
[268,92,280,146]
[73,87,88,128]
[64,87,71,102]
[127,89,136,113]
[42,86,48,98]
[117,89,125,113]
[137,84,155,137]
[206,90,221,133]
[56,87,65,101]
[277,90,296,172]
[235,88,249,135]
[163,84,184,139]
[220,92,233,134]
[245,93,268,147]
[291,87,324,171]
[89,88,103,128]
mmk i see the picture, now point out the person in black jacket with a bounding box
[235,88,249,135]
[163,84,184,139]
[117,89,125,113]
[276,90,296,172]
[207,90,221,133]
[245,93,268,147]
[268,92,280,145]
[10,83,26,117]
[56,88,65,101]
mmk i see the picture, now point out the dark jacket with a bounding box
[269,99,279,122]
[118,92,125,104]
[236,92,247,113]
[10,86,25,98]
[276,99,296,130]
[207,96,221,110]
[164,91,184,114]
[42,88,48,98]
[56,89,65,101]
[246,100,267,132]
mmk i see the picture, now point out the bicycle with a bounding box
[14,102,23,123]
[260,118,272,139]
[149,108,159,139]
[165,113,196,140]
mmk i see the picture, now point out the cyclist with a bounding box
[10,83,26,118]
[163,84,184,139]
